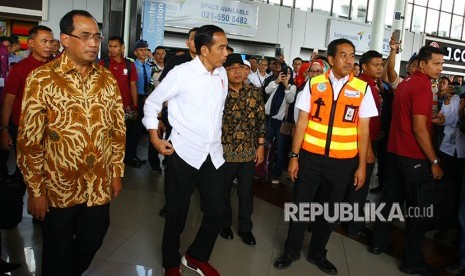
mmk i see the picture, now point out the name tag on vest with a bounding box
[344,90,360,98]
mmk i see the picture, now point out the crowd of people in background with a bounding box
[0,9,465,276]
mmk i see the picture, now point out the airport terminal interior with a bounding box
[0,140,458,275]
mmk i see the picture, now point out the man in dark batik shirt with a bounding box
[219,53,266,246]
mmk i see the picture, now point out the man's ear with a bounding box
[60,33,70,48]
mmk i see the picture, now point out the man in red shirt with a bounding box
[0,25,53,165]
[370,45,445,275]
[346,50,383,238]
[99,36,138,166]
[0,24,53,274]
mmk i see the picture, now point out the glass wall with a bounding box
[252,0,465,40]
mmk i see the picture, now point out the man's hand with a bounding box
[0,131,12,151]
[367,146,376,164]
[431,164,444,180]
[28,195,49,221]
[432,112,445,125]
[149,129,174,156]
[157,121,166,139]
[255,146,265,167]
[353,166,366,191]
[111,177,122,198]
[288,158,299,182]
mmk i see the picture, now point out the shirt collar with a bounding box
[328,69,350,84]
[59,52,98,74]
[358,73,377,86]
[192,56,221,76]
[412,70,430,81]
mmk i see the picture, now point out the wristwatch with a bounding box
[432,158,440,166]
[289,151,299,158]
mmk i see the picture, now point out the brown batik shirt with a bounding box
[17,53,126,208]
[222,83,266,162]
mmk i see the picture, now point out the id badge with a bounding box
[0,78,4,87]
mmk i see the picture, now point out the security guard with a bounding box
[274,38,378,275]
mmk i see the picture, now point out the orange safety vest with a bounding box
[301,72,367,159]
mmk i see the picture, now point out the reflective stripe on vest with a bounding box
[301,73,367,159]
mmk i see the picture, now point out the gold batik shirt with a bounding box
[222,84,266,162]
[17,53,126,208]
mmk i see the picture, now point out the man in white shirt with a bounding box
[248,58,270,88]
[274,38,378,274]
[143,25,228,276]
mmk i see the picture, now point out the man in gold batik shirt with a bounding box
[16,10,126,276]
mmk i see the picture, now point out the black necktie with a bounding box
[142,64,149,94]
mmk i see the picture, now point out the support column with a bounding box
[369,0,388,52]
[123,0,131,57]
[391,0,407,72]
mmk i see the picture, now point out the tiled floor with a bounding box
[0,142,458,275]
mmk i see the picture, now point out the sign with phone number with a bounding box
[156,0,259,37]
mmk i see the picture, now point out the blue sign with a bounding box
[142,1,166,50]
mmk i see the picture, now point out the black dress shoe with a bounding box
[152,166,162,172]
[367,246,383,255]
[273,253,300,269]
[238,231,256,245]
[159,206,166,217]
[219,227,234,240]
[445,264,465,275]
[399,263,439,276]
[135,156,147,164]
[307,256,338,275]
[124,158,142,168]
[0,259,21,273]
[370,185,384,193]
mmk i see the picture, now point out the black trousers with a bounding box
[284,151,357,259]
[222,161,255,232]
[124,119,138,160]
[162,153,224,269]
[346,140,378,234]
[135,94,160,168]
[42,203,110,276]
[371,153,431,266]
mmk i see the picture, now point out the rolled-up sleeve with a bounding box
[143,67,180,130]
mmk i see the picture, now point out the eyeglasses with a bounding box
[226,66,244,72]
[67,33,104,43]
[309,70,323,74]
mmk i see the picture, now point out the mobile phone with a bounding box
[281,66,289,75]
[392,29,401,43]
[313,48,319,55]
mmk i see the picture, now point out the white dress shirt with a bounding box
[248,71,270,88]
[143,56,228,169]
[295,70,378,120]
[439,95,465,158]
[264,80,297,120]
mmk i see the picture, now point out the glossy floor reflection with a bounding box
[0,141,458,276]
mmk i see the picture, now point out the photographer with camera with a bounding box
[263,59,296,184]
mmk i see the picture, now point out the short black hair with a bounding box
[155,46,165,51]
[28,25,53,39]
[359,50,382,66]
[108,35,124,45]
[188,27,199,38]
[327,38,355,58]
[0,36,12,44]
[194,25,225,55]
[292,57,302,63]
[439,76,450,84]
[60,10,96,35]
[249,56,258,62]
[9,35,19,44]
[417,45,446,64]
[226,45,234,52]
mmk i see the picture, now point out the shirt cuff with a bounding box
[142,117,160,130]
